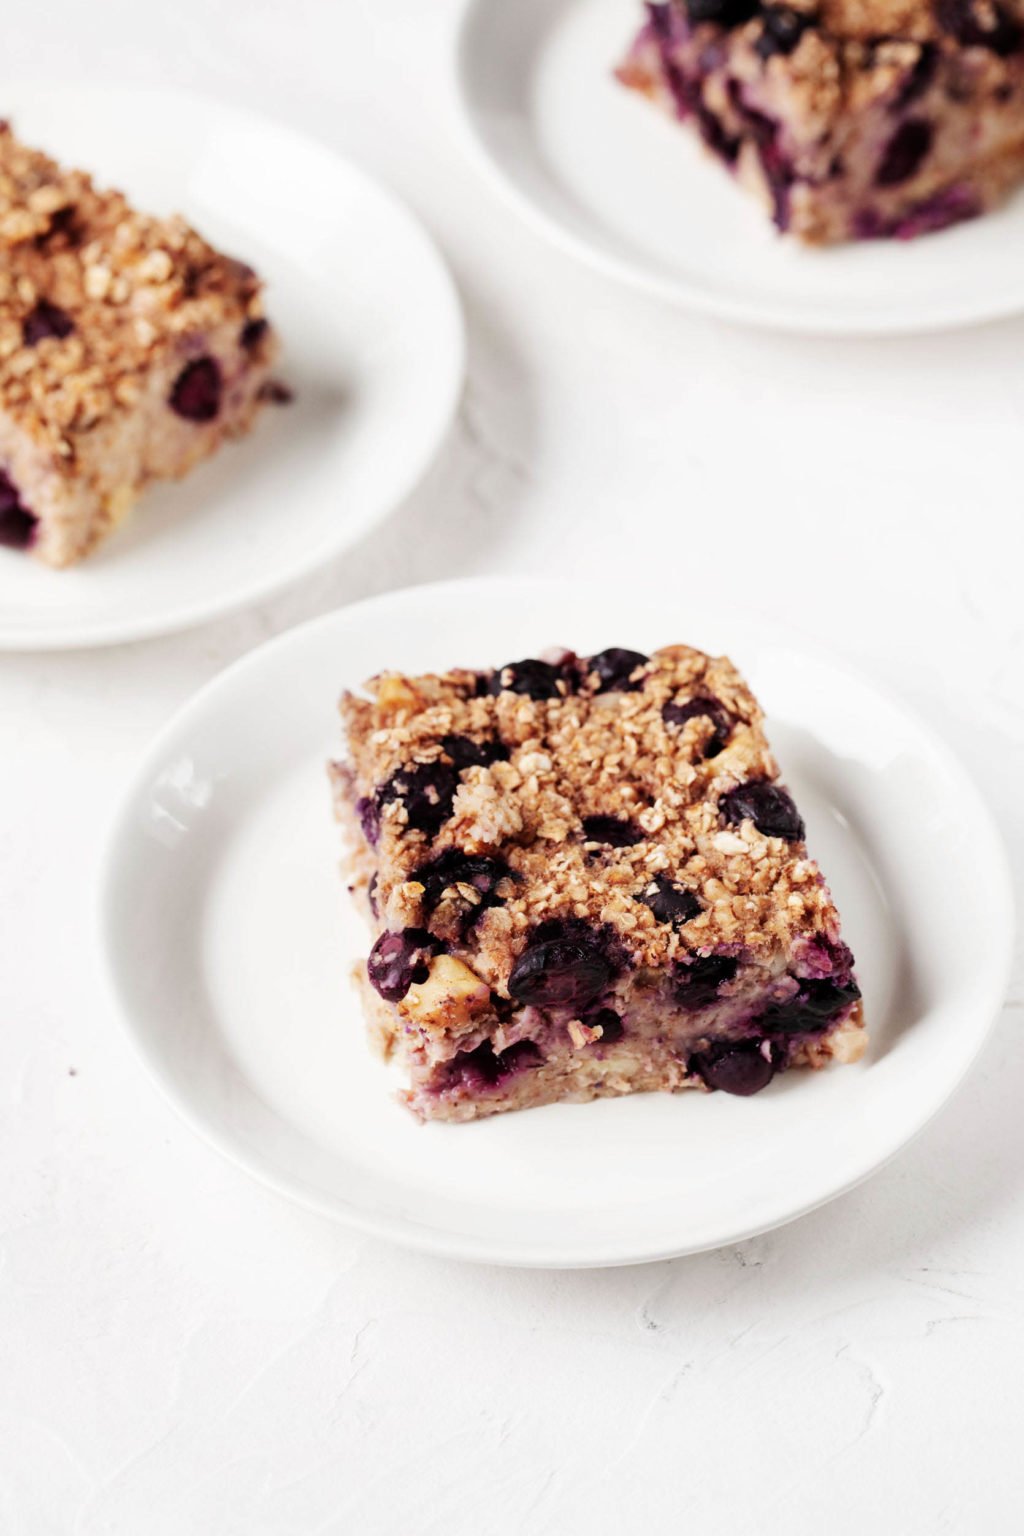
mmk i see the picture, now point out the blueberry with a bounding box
[936,0,1022,54]
[366,928,436,1003]
[892,43,938,109]
[414,848,511,921]
[685,0,760,26]
[691,1040,775,1096]
[356,795,380,847]
[447,1039,542,1091]
[755,6,812,57]
[720,781,805,841]
[662,695,734,757]
[440,734,509,770]
[0,471,37,550]
[641,873,701,926]
[581,815,644,848]
[37,204,80,247]
[240,317,269,354]
[373,739,507,842]
[377,759,459,838]
[22,299,74,346]
[508,921,614,1010]
[674,953,738,1009]
[698,106,740,164]
[496,1040,543,1078]
[592,1007,624,1043]
[447,1042,500,1090]
[875,119,933,187]
[488,658,566,700]
[0,472,23,514]
[648,1,676,39]
[725,83,793,227]
[169,356,222,421]
[759,976,861,1033]
[587,648,649,693]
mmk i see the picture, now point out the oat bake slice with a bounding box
[618,0,1024,243]
[0,122,280,567]
[330,644,866,1124]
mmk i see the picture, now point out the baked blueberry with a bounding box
[240,317,269,354]
[755,6,812,57]
[356,795,381,847]
[22,299,74,346]
[592,1007,624,1043]
[685,0,759,26]
[936,0,1022,54]
[691,1040,776,1095]
[720,781,805,841]
[674,953,738,1008]
[440,734,509,770]
[662,695,734,756]
[649,1,677,39]
[0,471,37,549]
[509,921,615,1010]
[366,928,436,1003]
[169,356,222,422]
[376,759,459,838]
[587,647,649,692]
[760,976,861,1032]
[892,44,938,110]
[876,119,933,187]
[581,815,644,847]
[447,1042,501,1090]
[641,873,701,925]
[373,738,506,842]
[414,849,511,920]
[496,1040,544,1078]
[488,658,566,700]
[447,1039,542,1091]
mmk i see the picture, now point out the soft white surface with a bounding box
[458,0,1024,333]
[0,86,463,648]
[1,1,1022,1531]
[101,580,1012,1265]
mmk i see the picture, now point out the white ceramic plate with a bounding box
[0,86,464,650]
[455,0,1024,334]
[100,578,1013,1267]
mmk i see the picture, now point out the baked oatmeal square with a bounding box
[330,643,865,1123]
[618,0,1024,242]
[0,122,280,566]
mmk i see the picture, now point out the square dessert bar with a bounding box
[331,644,865,1123]
[0,122,280,566]
[618,0,1024,242]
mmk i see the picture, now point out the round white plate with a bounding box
[0,86,464,649]
[100,578,1013,1267]
[455,0,1024,334]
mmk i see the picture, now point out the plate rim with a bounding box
[97,576,1017,1267]
[0,83,466,652]
[452,0,1024,338]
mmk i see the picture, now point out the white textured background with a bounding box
[2,2,1023,1532]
